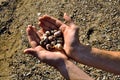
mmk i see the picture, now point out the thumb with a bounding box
[63,13,78,29]
[24,48,38,57]
[63,13,73,24]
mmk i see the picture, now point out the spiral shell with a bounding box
[57,40,63,44]
[54,30,62,37]
[46,44,52,50]
[48,35,54,41]
[39,29,64,51]
[51,41,56,46]
[54,43,63,50]
[45,31,51,36]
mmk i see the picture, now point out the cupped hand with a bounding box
[38,13,82,58]
[24,25,67,68]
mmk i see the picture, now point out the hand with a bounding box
[23,25,94,79]
[38,13,84,59]
[38,14,120,75]
[24,25,68,68]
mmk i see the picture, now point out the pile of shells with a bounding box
[39,29,64,51]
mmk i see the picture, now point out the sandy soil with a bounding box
[0,0,120,80]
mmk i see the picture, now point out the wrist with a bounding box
[56,59,68,70]
[56,59,70,80]
[70,43,92,63]
[65,41,81,56]
[56,59,93,80]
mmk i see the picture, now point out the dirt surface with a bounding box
[0,0,120,80]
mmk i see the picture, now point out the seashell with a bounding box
[46,44,52,50]
[54,43,63,50]
[54,30,62,37]
[57,37,63,40]
[53,30,57,33]
[39,29,64,51]
[40,40,47,46]
[51,41,57,46]
[40,37,49,45]
[39,40,44,46]
[48,35,54,41]
[42,34,48,40]
[42,34,49,43]
[44,39,49,45]
[50,30,55,34]
[45,31,51,36]
[57,40,63,44]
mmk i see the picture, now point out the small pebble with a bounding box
[57,40,63,44]
[39,29,64,50]
[46,44,52,50]
[48,35,54,41]
[51,41,57,46]
[45,31,51,36]
[54,30,62,37]
[54,43,63,50]
[37,12,41,16]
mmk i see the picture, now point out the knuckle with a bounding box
[59,25,66,32]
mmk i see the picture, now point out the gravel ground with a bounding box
[0,0,120,80]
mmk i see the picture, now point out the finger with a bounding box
[38,22,45,31]
[32,26,44,43]
[24,48,38,57]
[38,21,50,31]
[63,13,78,29]
[24,47,46,61]
[63,13,74,25]
[26,25,40,48]
[39,15,63,28]
[37,29,44,39]
[59,24,67,33]
[32,26,37,32]
[63,13,72,22]
[40,19,58,30]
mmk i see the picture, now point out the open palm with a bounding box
[38,14,80,58]
[24,25,67,67]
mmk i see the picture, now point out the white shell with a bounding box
[54,43,63,50]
